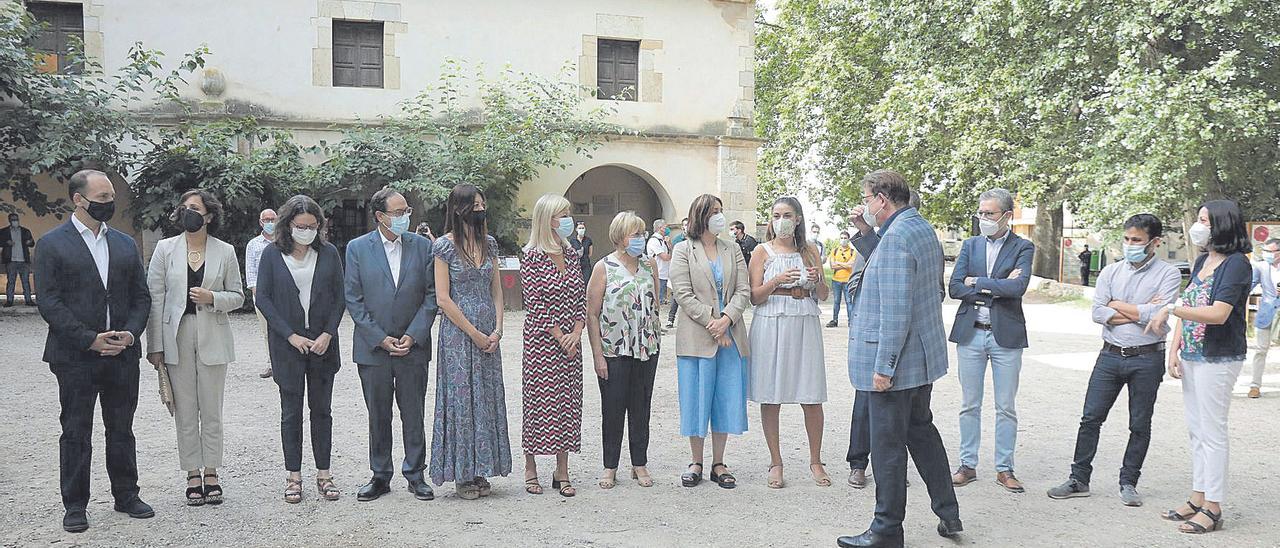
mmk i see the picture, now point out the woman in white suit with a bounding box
[146,189,244,506]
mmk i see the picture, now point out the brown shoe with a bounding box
[848,468,868,489]
[996,471,1025,493]
[1248,387,1261,399]
[951,466,977,487]
[260,367,273,379]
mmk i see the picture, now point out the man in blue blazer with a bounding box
[344,188,439,502]
[34,170,154,532]
[947,189,1035,493]
[1248,238,1280,398]
[839,171,961,548]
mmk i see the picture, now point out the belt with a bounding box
[1102,341,1165,358]
[973,322,992,330]
[771,287,811,300]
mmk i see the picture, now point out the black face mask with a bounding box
[180,208,206,233]
[468,209,488,226]
[83,200,115,223]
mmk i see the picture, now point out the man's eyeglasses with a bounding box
[385,206,413,217]
[973,210,1008,220]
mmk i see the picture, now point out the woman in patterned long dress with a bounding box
[520,193,588,497]
[586,211,661,490]
[429,185,511,500]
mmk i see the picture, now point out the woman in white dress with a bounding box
[748,196,830,489]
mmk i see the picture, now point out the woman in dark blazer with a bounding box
[254,195,347,504]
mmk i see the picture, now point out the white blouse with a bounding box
[282,248,318,328]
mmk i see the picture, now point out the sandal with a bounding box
[632,468,654,488]
[457,481,481,500]
[810,462,832,487]
[1162,500,1202,521]
[552,476,577,497]
[767,464,785,489]
[681,463,703,487]
[710,463,737,490]
[202,473,223,505]
[525,475,543,495]
[474,477,492,497]
[316,476,340,501]
[283,478,303,504]
[185,473,206,506]
[599,469,617,490]
[1180,507,1224,534]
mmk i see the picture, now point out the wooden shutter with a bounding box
[597,39,639,101]
[26,2,84,74]
[333,21,383,88]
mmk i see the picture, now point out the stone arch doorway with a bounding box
[565,165,669,264]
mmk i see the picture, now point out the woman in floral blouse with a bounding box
[586,211,661,490]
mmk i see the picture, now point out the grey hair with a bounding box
[1265,238,1280,248]
[653,218,666,230]
[978,188,1015,212]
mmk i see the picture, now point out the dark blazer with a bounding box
[34,220,150,364]
[948,232,1035,349]
[255,241,346,375]
[0,224,35,264]
[343,230,438,366]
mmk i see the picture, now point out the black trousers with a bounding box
[358,355,428,482]
[274,355,336,472]
[868,384,959,536]
[1070,350,1163,486]
[846,389,871,470]
[50,359,141,511]
[598,355,659,469]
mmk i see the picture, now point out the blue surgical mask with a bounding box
[556,216,575,238]
[1122,243,1151,264]
[626,236,646,257]
[262,221,275,235]
[385,213,411,236]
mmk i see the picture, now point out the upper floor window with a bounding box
[597,39,638,101]
[26,1,84,74]
[333,20,383,88]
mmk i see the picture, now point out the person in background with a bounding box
[1147,200,1253,535]
[568,221,594,282]
[430,184,511,499]
[344,187,438,503]
[1,212,36,306]
[826,231,856,328]
[245,208,277,379]
[731,220,759,262]
[666,217,690,329]
[415,221,435,243]
[647,219,672,308]
[146,189,244,507]
[809,223,825,258]
[254,195,346,504]
[1246,238,1280,399]
[748,196,830,489]
[586,211,661,490]
[1079,245,1094,287]
[670,195,751,491]
[520,194,588,498]
[1047,214,1181,508]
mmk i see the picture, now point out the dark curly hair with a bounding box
[170,189,223,233]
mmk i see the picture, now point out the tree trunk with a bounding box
[1032,201,1064,279]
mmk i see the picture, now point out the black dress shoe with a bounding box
[836,529,904,548]
[357,478,391,501]
[937,518,964,538]
[113,497,155,519]
[62,510,88,533]
[408,479,435,501]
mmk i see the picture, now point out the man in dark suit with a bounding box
[1079,245,1093,286]
[947,188,1035,493]
[1,212,36,306]
[344,188,439,502]
[840,170,960,548]
[34,170,154,532]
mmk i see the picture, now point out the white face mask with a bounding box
[293,227,317,246]
[707,213,727,236]
[1188,222,1211,247]
[772,218,795,236]
[862,197,882,227]
[978,214,1005,238]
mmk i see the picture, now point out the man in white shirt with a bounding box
[647,218,672,306]
[1249,238,1280,398]
[245,208,277,378]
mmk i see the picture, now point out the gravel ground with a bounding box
[0,295,1277,547]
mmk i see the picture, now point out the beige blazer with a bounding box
[669,236,752,358]
[146,234,244,365]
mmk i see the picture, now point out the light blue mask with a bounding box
[556,216,576,238]
[1122,243,1151,264]
[262,221,275,235]
[386,213,411,236]
[626,236,645,257]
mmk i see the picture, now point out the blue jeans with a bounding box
[956,328,1023,472]
[657,278,668,305]
[1070,349,1163,486]
[830,280,853,322]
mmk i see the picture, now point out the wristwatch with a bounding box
[1166,303,1177,313]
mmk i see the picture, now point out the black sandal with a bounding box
[185,473,205,506]
[1162,500,1202,521]
[525,475,543,495]
[202,473,223,505]
[551,477,576,498]
[1180,507,1224,534]
[681,463,704,487]
[710,463,737,490]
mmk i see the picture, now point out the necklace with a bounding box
[188,249,203,263]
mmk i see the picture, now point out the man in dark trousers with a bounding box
[35,170,153,532]
[1,212,36,306]
[1079,244,1093,286]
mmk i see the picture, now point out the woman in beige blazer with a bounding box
[669,194,752,490]
[145,189,244,506]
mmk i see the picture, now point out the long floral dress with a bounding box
[520,246,588,455]
[429,235,512,485]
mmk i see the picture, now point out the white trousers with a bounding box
[1181,358,1243,502]
[172,316,228,470]
[1249,319,1278,388]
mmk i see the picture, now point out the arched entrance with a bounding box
[565,165,668,264]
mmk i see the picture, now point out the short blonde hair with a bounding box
[524,193,572,254]
[609,211,645,247]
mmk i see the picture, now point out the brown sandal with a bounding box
[552,476,576,497]
[811,462,832,487]
[767,464,785,489]
[283,478,303,504]
[316,476,340,501]
[525,475,543,495]
[632,468,654,488]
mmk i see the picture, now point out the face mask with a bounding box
[556,216,575,238]
[577,227,586,237]
[862,197,882,227]
[262,221,275,235]
[383,212,411,236]
[626,236,646,257]
[1188,222,1211,247]
[1123,243,1151,264]
[977,216,1003,237]
[772,218,795,236]
[293,227,317,246]
[708,213,727,236]
[83,199,116,223]
[8,218,18,226]
[180,208,206,233]
[467,209,488,225]
[840,238,850,246]
[1261,251,1277,263]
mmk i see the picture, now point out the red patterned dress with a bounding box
[520,246,588,455]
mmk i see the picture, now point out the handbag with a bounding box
[156,362,176,417]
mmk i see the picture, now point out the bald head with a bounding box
[260,208,278,237]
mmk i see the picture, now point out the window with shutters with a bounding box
[332,20,384,88]
[596,39,639,101]
[26,2,84,74]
